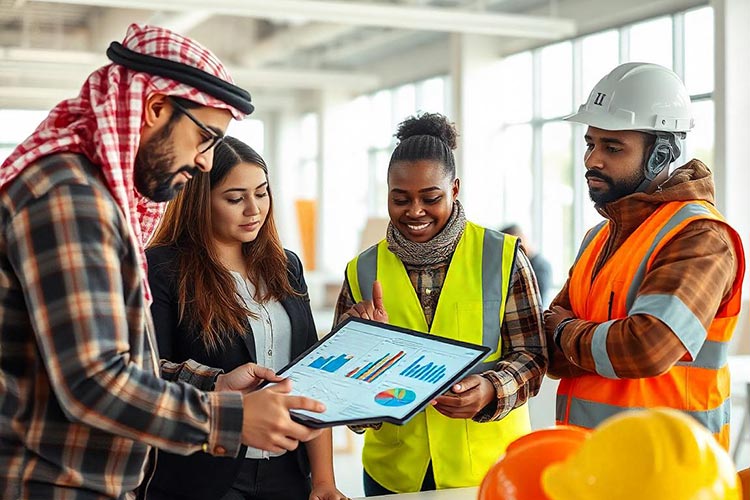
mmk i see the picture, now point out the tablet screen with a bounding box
[277,317,489,427]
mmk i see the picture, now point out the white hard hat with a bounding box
[564,62,694,134]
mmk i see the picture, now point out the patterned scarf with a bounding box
[387,199,466,266]
[0,24,247,302]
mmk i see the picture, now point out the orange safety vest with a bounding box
[558,200,745,449]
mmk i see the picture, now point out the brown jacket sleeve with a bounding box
[548,219,739,379]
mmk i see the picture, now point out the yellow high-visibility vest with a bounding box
[346,221,531,492]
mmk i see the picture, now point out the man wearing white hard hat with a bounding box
[544,62,746,449]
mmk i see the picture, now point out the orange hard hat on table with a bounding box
[477,426,590,500]
[541,408,741,500]
[737,468,749,499]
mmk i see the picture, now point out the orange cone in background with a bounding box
[477,426,590,500]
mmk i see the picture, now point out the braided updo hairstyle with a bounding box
[388,112,459,179]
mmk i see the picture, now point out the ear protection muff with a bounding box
[634,133,681,193]
[645,134,676,181]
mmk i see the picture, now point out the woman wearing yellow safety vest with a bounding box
[333,113,547,495]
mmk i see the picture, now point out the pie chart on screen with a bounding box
[374,388,416,407]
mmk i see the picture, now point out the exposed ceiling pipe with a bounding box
[0,46,102,64]
[320,29,431,66]
[0,51,380,91]
[0,85,297,111]
[0,86,78,110]
[242,22,353,68]
[220,67,379,91]
[33,0,577,39]
[146,11,214,33]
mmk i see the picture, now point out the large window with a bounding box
[293,112,319,199]
[0,109,51,162]
[226,118,265,156]
[359,76,450,218]
[541,121,575,279]
[628,17,674,69]
[495,124,534,233]
[494,6,714,287]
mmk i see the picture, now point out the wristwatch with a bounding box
[553,318,576,350]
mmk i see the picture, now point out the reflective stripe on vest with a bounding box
[573,220,607,265]
[556,394,731,432]
[624,203,711,310]
[560,200,745,449]
[578,204,723,376]
[349,224,517,373]
[346,221,531,492]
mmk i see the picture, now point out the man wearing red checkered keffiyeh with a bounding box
[0,23,324,500]
[2,22,252,299]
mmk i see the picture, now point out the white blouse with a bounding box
[231,271,293,459]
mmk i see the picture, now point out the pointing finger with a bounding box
[372,280,385,313]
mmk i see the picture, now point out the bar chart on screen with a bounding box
[281,318,490,426]
[309,353,353,373]
[345,350,405,383]
[399,355,446,384]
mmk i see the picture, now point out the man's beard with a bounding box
[586,169,645,205]
[134,127,200,202]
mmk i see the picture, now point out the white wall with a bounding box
[714,0,750,347]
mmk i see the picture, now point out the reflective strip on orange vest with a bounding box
[593,293,708,377]
[556,394,731,433]
[559,200,745,449]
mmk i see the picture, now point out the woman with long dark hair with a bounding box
[146,136,347,500]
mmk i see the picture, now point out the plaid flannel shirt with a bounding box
[0,154,244,500]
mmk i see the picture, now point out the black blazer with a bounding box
[145,245,319,500]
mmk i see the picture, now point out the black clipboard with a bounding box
[273,316,491,428]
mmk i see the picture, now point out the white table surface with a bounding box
[353,487,477,499]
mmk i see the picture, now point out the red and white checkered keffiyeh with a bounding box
[0,23,247,301]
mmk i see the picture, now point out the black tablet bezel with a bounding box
[274,316,491,428]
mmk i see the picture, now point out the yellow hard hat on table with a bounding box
[477,426,590,500]
[541,408,741,500]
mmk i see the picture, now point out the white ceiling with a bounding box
[0,0,704,113]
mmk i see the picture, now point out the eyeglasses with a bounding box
[169,97,224,154]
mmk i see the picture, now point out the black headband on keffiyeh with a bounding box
[1,23,251,304]
[106,41,254,115]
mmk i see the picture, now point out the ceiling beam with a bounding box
[0,50,380,91]
[86,8,152,50]
[33,0,576,39]
[0,86,78,110]
[242,22,353,68]
[231,67,378,91]
[320,29,432,65]
[146,11,213,33]
[0,85,299,112]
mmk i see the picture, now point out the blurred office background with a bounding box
[1,0,748,495]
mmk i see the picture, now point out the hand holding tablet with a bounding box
[272,316,490,428]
